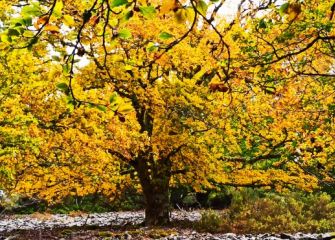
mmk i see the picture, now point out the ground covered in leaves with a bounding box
[0,211,334,240]
[1,226,334,240]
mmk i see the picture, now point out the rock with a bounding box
[209,236,223,240]
[321,232,335,240]
[223,233,238,240]
[280,233,295,239]
[124,233,132,239]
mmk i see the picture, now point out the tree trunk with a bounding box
[134,154,172,226]
[143,179,170,226]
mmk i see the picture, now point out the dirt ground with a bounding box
[0,226,192,240]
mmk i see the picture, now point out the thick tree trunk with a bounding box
[143,179,170,226]
[134,152,172,226]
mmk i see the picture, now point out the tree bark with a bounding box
[133,149,172,226]
[142,177,170,226]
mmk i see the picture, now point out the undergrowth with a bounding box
[196,190,335,233]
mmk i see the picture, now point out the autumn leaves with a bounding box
[1,0,335,225]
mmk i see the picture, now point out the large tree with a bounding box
[0,0,335,225]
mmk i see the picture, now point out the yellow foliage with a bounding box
[0,0,334,208]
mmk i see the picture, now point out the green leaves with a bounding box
[21,3,41,17]
[139,5,156,19]
[1,26,24,43]
[118,28,132,39]
[22,17,33,26]
[279,3,289,15]
[96,105,107,112]
[196,0,208,16]
[56,82,70,95]
[28,37,38,47]
[109,92,119,111]
[120,10,134,22]
[11,17,32,27]
[109,92,118,104]
[146,42,158,52]
[159,32,173,40]
[258,19,267,29]
[7,29,20,37]
[111,0,128,8]
[62,63,70,75]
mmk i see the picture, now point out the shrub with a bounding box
[207,191,232,209]
[3,187,146,214]
[196,189,335,233]
[196,210,223,233]
[170,186,232,210]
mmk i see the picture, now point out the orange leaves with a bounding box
[209,82,229,93]
[160,0,178,14]
[44,24,60,34]
[155,53,170,66]
[34,16,60,34]
[88,15,100,26]
[34,15,48,30]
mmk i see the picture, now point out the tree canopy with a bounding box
[0,0,335,225]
